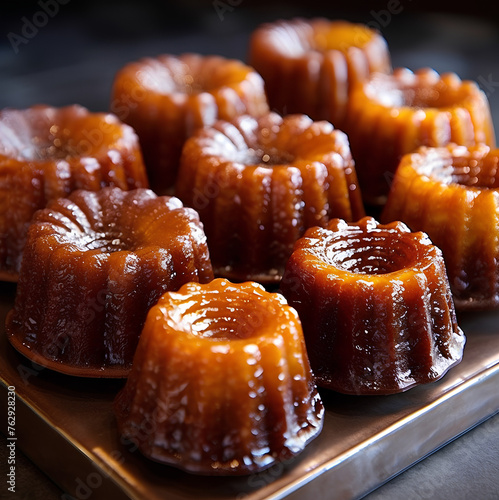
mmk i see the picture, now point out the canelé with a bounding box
[248,18,391,129]
[175,112,364,283]
[6,187,213,377]
[111,53,269,193]
[280,216,465,395]
[114,278,323,475]
[344,67,496,205]
[382,143,499,310]
[0,104,148,281]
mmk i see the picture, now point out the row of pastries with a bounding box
[0,17,496,475]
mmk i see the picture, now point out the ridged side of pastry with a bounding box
[176,112,364,283]
[6,187,213,377]
[344,68,496,204]
[114,279,323,475]
[382,143,499,309]
[281,217,465,395]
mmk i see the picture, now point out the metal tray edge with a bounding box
[274,362,499,500]
[0,379,134,500]
[2,360,499,500]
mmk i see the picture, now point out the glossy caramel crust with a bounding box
[280,216,465,395]
[382,143,499,310]
[176,112,364,283]
[344,68,496,205]
[111,53,269,193]
[6,187,214,377]
[248,18,391,129]
[0,104,148,281]
[114,278,323,475]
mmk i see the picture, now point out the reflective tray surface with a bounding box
[1,281,498,500]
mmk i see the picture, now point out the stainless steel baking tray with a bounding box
[1,280,498,500]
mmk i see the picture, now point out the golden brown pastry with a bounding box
[114,278,324,475]
[111,53,269,193]
[0,104,148,281]
[382,143,499,310]
[248,18,391,129]
[176,111,364,283]
[344,67,496,205]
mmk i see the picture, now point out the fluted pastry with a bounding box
[111,53,269,193]
[114,278,324,475]
[248,18,391,129]
[344,67,496,205]
[382,143,499,310]
[0,104,148,281]
[6,187,213,377]
[281,216,465,395]
[175,112,364,283]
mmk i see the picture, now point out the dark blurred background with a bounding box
[0,0,498,141]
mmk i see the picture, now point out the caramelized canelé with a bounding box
[111,53,269,193]
[344,68,496,204]
[248,18,391,129]
[6,187,213,377]
[281,217,465,395]
[176,112,364,283]
[382,143,499,310]
[0,104,148,281]
[114,278,324,475]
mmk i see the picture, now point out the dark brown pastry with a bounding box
[6,187,213,377]
[280,216,465,395]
